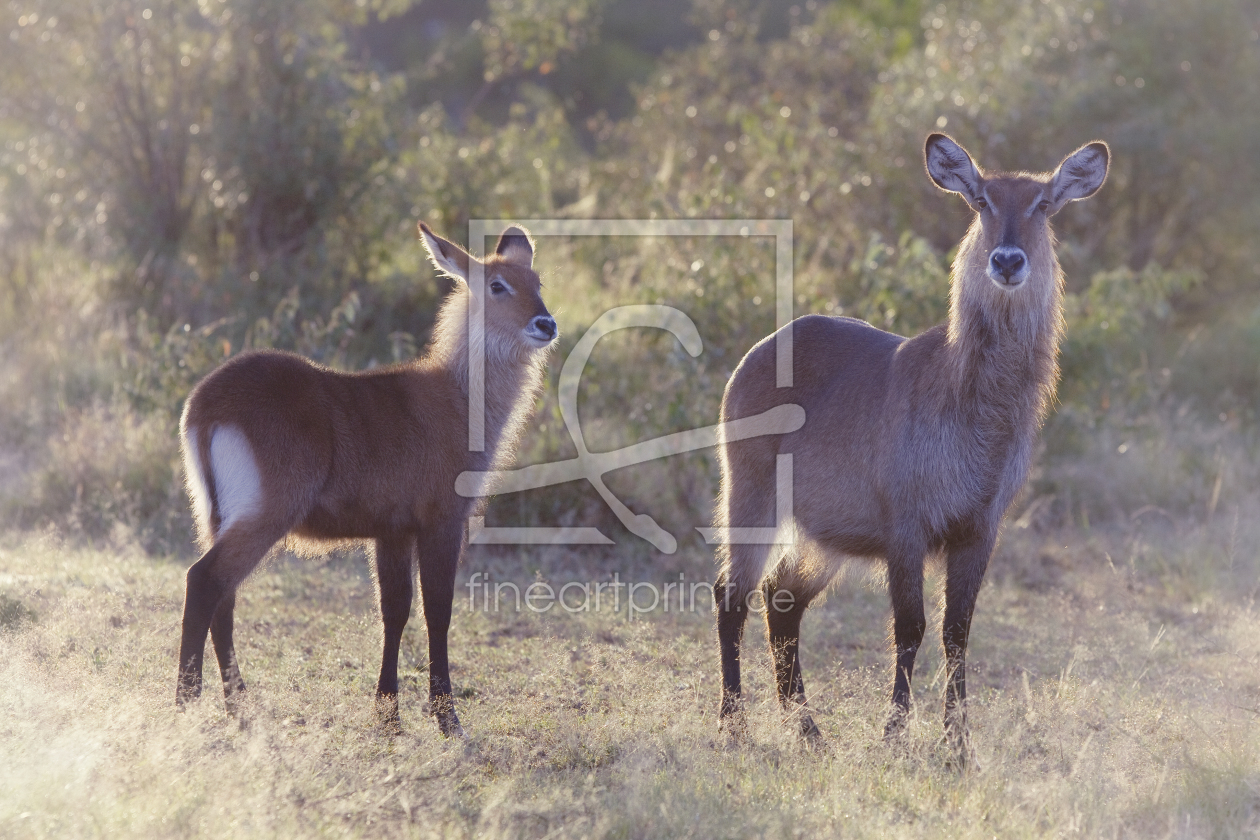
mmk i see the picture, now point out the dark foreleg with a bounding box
[416,524,464,738]
[715,569,754,732]
[373,534,417,730]
[764,578,821,740]
[942,535,993,766]
[885,553,926,739]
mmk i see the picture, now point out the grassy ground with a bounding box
[1,512,1258,839]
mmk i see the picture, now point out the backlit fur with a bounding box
[713,135,1108,756]
[175,223,557,736]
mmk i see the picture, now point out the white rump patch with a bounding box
[210,425,263,533]
[182,425,212,536]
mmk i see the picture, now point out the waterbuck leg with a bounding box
[761,574,821,740]
[884,554,926,739]
[942,535,993,767]
[373,534,416,731]
[209,590,246,713]
[715,570,752,733]
[178,544,228,707]
[764,579,821,740]
[416,524,463,738]
[178,525,282,709]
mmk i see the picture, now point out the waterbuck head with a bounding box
[418,222,558,357]
[925,133,1109,291]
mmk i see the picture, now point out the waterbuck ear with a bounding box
[1048,141,1109,214]
[418,221,471,282]
[925,133,984,204]
[494,225,534,268]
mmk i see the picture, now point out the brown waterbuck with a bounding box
[713,134,1108,762]
[176,223,556,736]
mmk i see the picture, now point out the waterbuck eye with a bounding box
[1037,199,1051,213]
[489,279,507,294]
[975,197,988,211]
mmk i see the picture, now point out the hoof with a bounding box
[718,702,748,742]
[942,730,978,772]
[429,695,465,739]
[223,684,248,718]
[375,694,404,735]
[883,706,910,742]
[798,713,823,744]
[437,715,466,739]
[176,670,203,709]
[943,707,976,771]
[943,746,977,773]
[781,702,822,743]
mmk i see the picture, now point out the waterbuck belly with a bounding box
[295,499,416,540]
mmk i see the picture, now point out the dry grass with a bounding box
[1,515,1258,839]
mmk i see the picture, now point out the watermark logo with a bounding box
[460,219,800,553]
[465,572,796,619]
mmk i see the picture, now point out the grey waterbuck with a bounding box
[176,223,557,736]
[713,134,1108,761]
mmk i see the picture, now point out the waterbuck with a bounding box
[176,223,556,736]
[713,134,1108,761]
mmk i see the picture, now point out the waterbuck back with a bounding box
[176,223,557,736]
[713,134,1108,763]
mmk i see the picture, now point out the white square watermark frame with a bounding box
[461,218,798,553]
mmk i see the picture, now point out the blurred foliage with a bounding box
[1,0,1258,552]
[0,0,410,322]
[0,591,36,629]
[1059,263,1202,414]
[481,0,603,83]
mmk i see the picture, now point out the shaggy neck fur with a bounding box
[946,219,1065,428]
[425,284,549,469]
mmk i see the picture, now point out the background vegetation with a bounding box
[0,0,1257,836]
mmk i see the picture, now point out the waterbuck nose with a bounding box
[531,315,557,339]
[989,248,1026,281]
